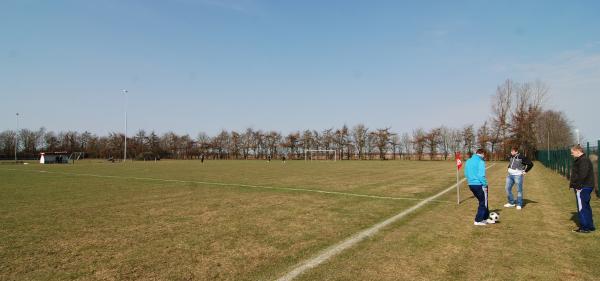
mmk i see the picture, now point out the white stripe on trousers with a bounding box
[576,189,583,211]
[484,186,488,208]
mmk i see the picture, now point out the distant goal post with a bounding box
[304,149,337,162]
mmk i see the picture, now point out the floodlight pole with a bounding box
[15,113,19,163]
[122,89,128,163]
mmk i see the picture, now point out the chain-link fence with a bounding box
[537,141,599,197]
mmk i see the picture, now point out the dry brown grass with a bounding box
[296,163,600,281]
[1,160,458,280]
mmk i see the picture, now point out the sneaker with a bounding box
[474,221,487,226]
[516,206,522,210]
[572,228,591,233]
[486,219,496,224]
[504,203,516,208]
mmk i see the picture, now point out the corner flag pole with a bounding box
[456,166,460,204]
[456,152,462,205]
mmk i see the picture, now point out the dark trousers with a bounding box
[575,187,596,231]
[469,185,489,222]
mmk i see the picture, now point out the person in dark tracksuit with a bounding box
[504,147,534,210]
[465,148,495,226]
[570,145,596,233]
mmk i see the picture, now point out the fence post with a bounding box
[567,149,572,179]
[587,142,590,157]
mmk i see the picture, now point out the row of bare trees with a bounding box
[0,125,480,161]
[0,79,575,161]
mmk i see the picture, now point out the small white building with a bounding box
[40,152,70,164]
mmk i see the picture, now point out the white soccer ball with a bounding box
[489,212,500,222]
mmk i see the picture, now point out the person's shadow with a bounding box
[571,212,580,226]
[522,199,538,207]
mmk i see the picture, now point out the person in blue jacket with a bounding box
[465,148,495,225]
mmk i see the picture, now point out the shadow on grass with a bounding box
[523,199,538,207]
[459,195,475,204]
[571,212,580,227]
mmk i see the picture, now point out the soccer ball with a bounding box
[489,212,500,222]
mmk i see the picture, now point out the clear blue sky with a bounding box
[1,0,599,142]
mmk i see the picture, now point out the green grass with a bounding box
[2,160,598,280]
[0,160,458,280]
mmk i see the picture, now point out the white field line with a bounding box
[275,163,497,281]
[1,168,453,203]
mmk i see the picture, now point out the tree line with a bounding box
[0,79,574,161]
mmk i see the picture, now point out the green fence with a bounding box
[537,140,599,197]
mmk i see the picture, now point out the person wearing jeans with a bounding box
[465,149,495,225]
[505,174,523,207]
[569,145,596,233]
[504,147,533,210]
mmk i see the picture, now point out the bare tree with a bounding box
[491,79,513,158]
[536,110,574,150]
[211,130,230,159]
[390,134,401,160]
[477,121,491,152]
[19,129,39,156]
[265,131,281,159]
[44,131,59,152]
[229,131,242,159]
[241,128,254,159]
[106,132,124,158]
[180,134,194,159]
[252,130,265,159]
[0,130,17,157]
[425,127,442,160]
[132,129,148,158]
[352,124,368,160]
[58,131,80,153]
[322,128,335,153]
[401,132,412,160]
[448,128,463,155]
[161,132,181,159]
[301,130,315,158]
[371,127,393,160]
[148,131,161,157]
[510,81,546,156]
[334,125,350,160]
[284,131,301,159]
[462,125,475,153]
[412,128,426,160]
[368,132,378,160]
[78,131,98,158]
[438,126,454,160]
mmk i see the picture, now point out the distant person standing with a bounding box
[282,155,286,163]
[570,145,596,233]
[465,149,495,225]
[504,147,534,210]
[201,154,205,163]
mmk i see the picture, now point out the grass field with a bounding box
[1,160,599,280]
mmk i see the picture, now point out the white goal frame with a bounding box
[304,149,337,162]
[70,152,85,161]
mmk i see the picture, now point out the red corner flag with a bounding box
[455,152,463,170]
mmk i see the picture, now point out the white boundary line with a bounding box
[275,163,497,281]
[1,168,452,203]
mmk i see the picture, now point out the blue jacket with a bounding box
[465,154,487,186]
